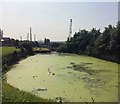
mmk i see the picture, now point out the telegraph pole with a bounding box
[0,29,3,38]
[0,29,3,46]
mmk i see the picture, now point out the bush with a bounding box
[21,43,34,55]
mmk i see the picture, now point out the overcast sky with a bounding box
[1,2,118,41]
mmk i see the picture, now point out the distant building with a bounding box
[19,40,32,46]
[2,37,12,46]
[0,29,15,46]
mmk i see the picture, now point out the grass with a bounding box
[33,47,50,51]
[0,47,20,57]
[40,48,50,51]
[2,80,51,102]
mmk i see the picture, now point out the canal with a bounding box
[6,53,118,102]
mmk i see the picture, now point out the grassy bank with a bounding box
[33,47,51,53]
[0,47,20,57]
[1,46,52,103]
[33,47,50,51]
[2,80,50,102]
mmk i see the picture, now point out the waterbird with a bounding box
[47,67,52,76]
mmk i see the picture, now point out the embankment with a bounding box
[2,49,31,73]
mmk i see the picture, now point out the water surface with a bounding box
[6,53,118,102]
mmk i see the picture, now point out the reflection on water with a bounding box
[6,53,118,102]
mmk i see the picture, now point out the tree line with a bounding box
[58,22,120,63]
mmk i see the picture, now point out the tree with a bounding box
[44,38,50,45]
[58,43,67,52]
[58,22,120,63]
[14,39,19,48]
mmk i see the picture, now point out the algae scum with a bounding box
[6,53,118,102]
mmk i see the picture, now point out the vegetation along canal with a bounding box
[5,53,118,102]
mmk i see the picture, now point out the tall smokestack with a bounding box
[20,36,22,41]
[34,34,36,41]
[30,27,32,41]
[69,19,72,39]
[27,33,29,41]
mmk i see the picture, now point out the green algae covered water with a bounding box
[6,53,118,102]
